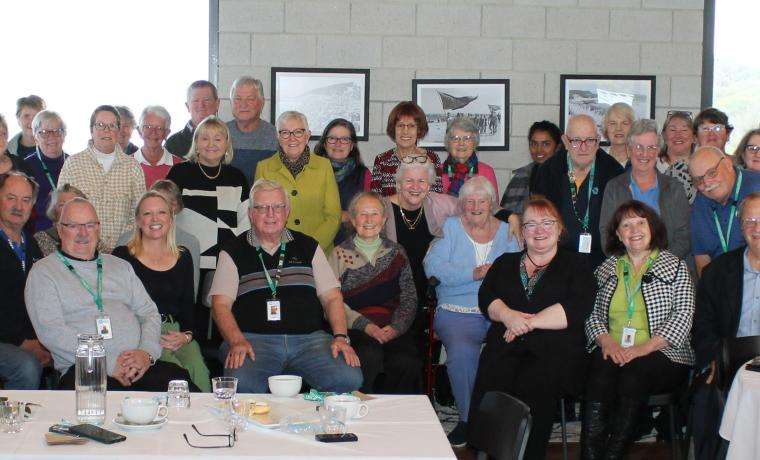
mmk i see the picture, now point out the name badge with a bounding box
[621,327,636,348]
[578,233,592,254]
[267,299,281,321]
[96,316,113,340]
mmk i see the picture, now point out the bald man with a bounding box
[532,114,624,268]
[689,146,760,275]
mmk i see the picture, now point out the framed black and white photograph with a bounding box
[271,67,370,141]
[412,79,509,151]
[560,75,656,145]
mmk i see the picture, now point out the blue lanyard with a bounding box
[56,251,104,313]
[0,229,26,272]
[566,155,596,231]
[712,169,743,254]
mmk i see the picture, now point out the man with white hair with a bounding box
[209,178,362,394]
[227,76,278,184]
[133,105,184,188]
[689,146,760,276]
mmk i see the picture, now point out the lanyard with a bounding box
[567,155,596,231]
[35,149,60,189]
[0,229,26,272]
[712,169,743,254]
[56,251,104,313]
[256,242,287,298]
[621,255,655,322]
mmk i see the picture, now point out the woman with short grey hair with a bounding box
[134,105,183,188]
[442,117,499,197]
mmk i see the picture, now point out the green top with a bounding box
[609,249,659,346]
[353,235,382,265]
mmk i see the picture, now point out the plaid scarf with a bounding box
[279,145,311,178]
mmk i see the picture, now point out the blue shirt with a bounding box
[630,175,660,214]
[737,248,760,337]
[691,169,760,259]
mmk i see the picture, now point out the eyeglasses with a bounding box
[568,138,598,149]
[182,424,236,449]
[37,128,65,138]
[399,155,430,164]
[395,122,417,130]
[745,145,760,155]
[632,144,660,154]
[326,136,352,145]
[742,217,760,228]
[141,124,167,132]
[59,221,100,232]
[698,124,730,134]
[278,129,307,139]
[252,203,287,214]
[449,135,477,143]
[692,156,724,188]
[93,122,119,132]
[522,220,557,232]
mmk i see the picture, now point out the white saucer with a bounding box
[113,415,168,431]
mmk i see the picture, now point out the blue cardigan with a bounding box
[424,216,521,310]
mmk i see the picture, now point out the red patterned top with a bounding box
[369,148,444,196]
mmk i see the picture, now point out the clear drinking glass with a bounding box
[167,380,191,408]
[0,401,26,434]
[317,404,347,435]
[212,377,238,401]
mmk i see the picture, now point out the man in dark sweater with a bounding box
[165,80,220,158]
[0,171,49,389]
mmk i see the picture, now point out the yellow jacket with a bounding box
[254,153,341,252]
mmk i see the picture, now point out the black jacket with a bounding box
[0,234,43,345]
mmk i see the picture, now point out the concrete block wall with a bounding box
[217,0,704,191]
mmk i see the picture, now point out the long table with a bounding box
[0,390,456,459]
[719,362,760,460]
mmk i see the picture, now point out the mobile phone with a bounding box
[315,433,358,443]
[49,424,77,436]
[68,424,126,444]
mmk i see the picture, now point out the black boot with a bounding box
[580,400,610,460]
[604,397,644,460]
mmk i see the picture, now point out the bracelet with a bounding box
[333,333,351,345]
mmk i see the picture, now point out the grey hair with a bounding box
[602,102,635,132]
[0,170,39,202]
[150,179,183,213]
[395,159,437,186]
[230,76,265,100]
[138,105,172,131]
[445,117,480,152]
[276,110,309,132]
[32,110,66,136]
[739,191,760,221]
[249,178,291,208]
[458,176,498,211]
[59,197,97,224]
[47,183,87,221]
[347,191,386,219]
[627,119,663,149]
[114,106,136,126]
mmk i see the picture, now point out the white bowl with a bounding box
[268,375,302,397]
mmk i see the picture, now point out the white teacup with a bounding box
[324,395,369,419]
[121,397,168,425]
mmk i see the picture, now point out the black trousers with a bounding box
[59,361,200,392]
[585,348,689,403]
[348,329,422,394]
[468,339,564,460]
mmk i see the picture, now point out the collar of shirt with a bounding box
[247,228,294,252]
[134,147,174,166]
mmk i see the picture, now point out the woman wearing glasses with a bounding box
[733,128,760,173]
[657,111,696,204]
[370,101,443,196]
[603,102,636,167]
[314,118,371,246]
[600,120,691,260]
[582,201,693,460]
[423,176,519,446]
[468,197,596,460]
[255,111,341,252]
[440,117,499,198]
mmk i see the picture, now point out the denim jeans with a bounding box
[0,343,42,390]
[220,331,363,394]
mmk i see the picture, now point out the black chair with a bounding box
[468,391,532,460]
[424,276,441,397]
[720,335,760,391]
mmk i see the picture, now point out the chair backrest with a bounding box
[721,335,760,389]
[468,391,532,460]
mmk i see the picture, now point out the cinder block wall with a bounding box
[217,0,704,191]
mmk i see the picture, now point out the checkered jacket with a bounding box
[585,250,695,366]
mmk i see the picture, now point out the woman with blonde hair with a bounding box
[603,102,636,167]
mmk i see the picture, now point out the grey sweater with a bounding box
[24,253,162,376]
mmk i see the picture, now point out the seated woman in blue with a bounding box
[423,176,520,446]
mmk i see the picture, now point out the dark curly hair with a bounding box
[605,200,668,256]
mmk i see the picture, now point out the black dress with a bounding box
[391,203,433,304]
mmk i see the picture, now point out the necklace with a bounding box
[525,251,550,269]
[197,161,222,180]
[399,205,424,230]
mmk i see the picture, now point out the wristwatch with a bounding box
[333,333,351,345]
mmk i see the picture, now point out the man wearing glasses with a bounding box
[532,114,624,268]
[689,146,760,276]
[227,76,278,185]
[58,105,146,252]
[208,179,362,394]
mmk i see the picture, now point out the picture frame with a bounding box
[270,67,370,141]
[412,79,510,151]
[559,74,656,146]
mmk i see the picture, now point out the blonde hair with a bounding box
[126,191,179,258]
[186,115,234,165]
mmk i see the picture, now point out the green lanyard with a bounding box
[56,251,104,313]
[621,254,655,323]
[712,169,743,254]
[256,242,287,298]
[36,149,60,189]
[567,155,596,232]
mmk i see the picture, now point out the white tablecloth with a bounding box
[719,362,760,459]
[0,390,455,460]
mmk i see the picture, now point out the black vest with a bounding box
[223,230,326,334]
